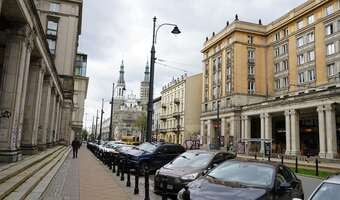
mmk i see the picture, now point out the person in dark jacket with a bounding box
[71,138,80,158]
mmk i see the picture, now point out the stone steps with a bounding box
[0,146,68,199]
[0,146,64,184]
[4,148,70,200]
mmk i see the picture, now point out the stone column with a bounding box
[260,113,265,153]
[317,106,327,158]
[285,110,291,155]
[21,59,45,154]
[265,113,272,140]
[53,97,60,144]
[245,116,251,140]
[290,110,300,155]
[200,120,204,145]
[47,89,56,147]
[241,116,245,141]
[56,101,63,143]
[325,104,338,159]
[207,120,212,146]
[0,25,33,162]
[37,77,52,150]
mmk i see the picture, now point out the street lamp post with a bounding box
[98,99,104,144]
[109,83,115,141]
[95,109,98,141]
[146,16,181,142]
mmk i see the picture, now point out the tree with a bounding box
[81,129,89,141]
[134,112,147,142]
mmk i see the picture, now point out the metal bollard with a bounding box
[144,165,150,200]
[162,176,167,200]
[116,157,120,177]
[183,185,191,200]
[295,157,298,173]
[112,157,116,173]
[134,166,140,194]
[120,159,125,181]
[315,158,319,176]
[126,160,131,187]
[281,155,284,165]
[254,153,257,160]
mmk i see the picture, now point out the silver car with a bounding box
[307,174,340,200]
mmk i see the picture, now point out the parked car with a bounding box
[123,142,185,173]
[177,160,304,200]
[306,174,340,200]
[154,150,236,196]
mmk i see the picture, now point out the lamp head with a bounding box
[171,26,181,34]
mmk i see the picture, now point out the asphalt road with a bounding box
[298,175,322,199]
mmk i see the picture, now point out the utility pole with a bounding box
[109,83,115,141]
[98,98,104,144]
[216,100,221,149]
[91,116,95,140]
[95,109,98,142]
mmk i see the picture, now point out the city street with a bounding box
[41,146,323,200]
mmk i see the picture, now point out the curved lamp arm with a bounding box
[154,23,178,44]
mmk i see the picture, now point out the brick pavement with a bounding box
[42,146,163,200]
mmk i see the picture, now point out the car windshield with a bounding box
[310,182,340,200]
[169,152,213,169]
[138,143,157,153]
[207,161,274,188]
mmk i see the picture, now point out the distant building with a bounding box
[152,96,162,140]
[159,74,202,144]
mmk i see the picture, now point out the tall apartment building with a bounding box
[0,0,87,162]
[152,96,161,140]
[160,74,202,144]
[201,0,340,159]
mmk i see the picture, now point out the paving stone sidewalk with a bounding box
[42,146,162,200]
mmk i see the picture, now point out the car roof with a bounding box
[324,174,340,184]
[185,150,227,155]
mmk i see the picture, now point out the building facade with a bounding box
[160,74,202,144]
[0,0,87,162]
[152,96,162,140]
[201,0,340,159]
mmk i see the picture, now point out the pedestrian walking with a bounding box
[72,138,80,158]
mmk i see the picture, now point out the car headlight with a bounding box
[181,172,199,181]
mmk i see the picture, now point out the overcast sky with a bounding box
[78,0,306,130]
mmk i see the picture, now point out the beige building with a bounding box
[159,74,202,144]
[201,0,340,159]
[0,0,87,162]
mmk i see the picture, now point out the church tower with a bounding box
[140,60,150,110]
[116,60,126,99]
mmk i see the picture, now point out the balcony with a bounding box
[174,98,180,104]
[160,114,168,120]
[159,128,167,133]
[172,111,181,118]
[248,58,255,64]
[161,103,167,108]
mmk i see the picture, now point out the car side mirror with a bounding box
[277,181,291,192]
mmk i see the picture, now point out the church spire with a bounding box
[144,60,150,82]
[116,60,126,98]
[118,60,125,85]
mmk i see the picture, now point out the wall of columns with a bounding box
[200,103,339,159]
[0,24,64,161]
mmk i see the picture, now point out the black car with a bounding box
[177,160,304,200]
[154,150,236,196]
[123,142,185,172]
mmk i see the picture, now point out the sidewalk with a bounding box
[42,146,161,200]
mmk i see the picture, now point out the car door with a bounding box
[274,166,298,200]
[152,146,169,169]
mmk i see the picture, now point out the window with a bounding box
[283,77,288,88]
[248,81,255,93]
[248,35,254,44]
[307,15,315,24]
[307,50,315,62]
[248,65,254,75]
[226,66,231,76]
[226,82,231,93]
[283,28,289,37]
[49,2,60,12]
[274,48,280,57]
[327,43,335,55]
[326,5,334,16]
[248,50,255,60]
[217,56,222,71]
[325,24,334,35]
[298,72,305,83]
[275,32,280,41]
[297,37,304,47]
[298,54,304,65]
[297,20,304,30]
[308,69,315,81]
[275,79,281,89]
[282,44,288,54]
[306,32,314,43]
[327,63,335,76]
[275,63,280,72]
[283,60,288,70]
[212,59,216,73]
[46,17,59,55]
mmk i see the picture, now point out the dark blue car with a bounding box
[123,142,185,173]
